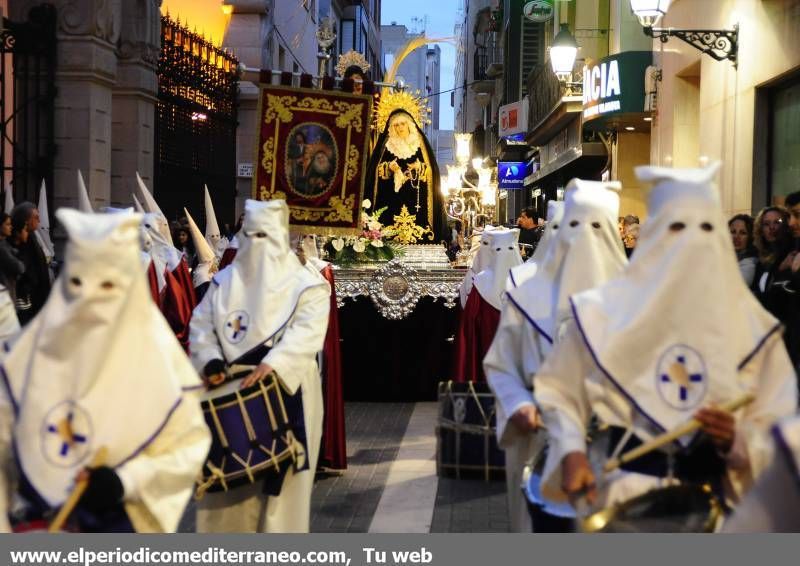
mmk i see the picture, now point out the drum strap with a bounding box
[607,426,726,487]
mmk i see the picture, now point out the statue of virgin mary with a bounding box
[365,104,446,242]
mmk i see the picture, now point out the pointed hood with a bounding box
[135,172,173,246]
[36,180,55,261]
[0,209,197,508]
[132,193,145,214]
[198,199,328,365]
[507,179,627,344]
[569,163,780,441]
[203,185,226,255]
[473,228,523,310]
[76,170,94,213]
[4,186,14,214]
[508,201,564,290]
[184,207,218,289]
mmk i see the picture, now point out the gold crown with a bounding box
[335,50,371,77]
[374,89,432,133]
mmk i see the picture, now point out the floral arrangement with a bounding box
[324,200,403,264]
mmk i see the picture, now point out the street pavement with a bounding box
[182,402,510,533]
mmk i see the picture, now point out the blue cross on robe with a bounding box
[47,411,88,458]
[660,355,704,402]
[227,316,248,340]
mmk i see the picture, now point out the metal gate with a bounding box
[154,14,239,226]
[0,4,56,205]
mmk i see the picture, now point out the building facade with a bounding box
[3,0,162,225]
[645,0,800,216]
[320,0,383,82]
[523,0,653,221]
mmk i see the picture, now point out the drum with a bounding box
[521,445,577,532]
[581,484,722,533]
[436,381,505,481]
[195,369,308,498]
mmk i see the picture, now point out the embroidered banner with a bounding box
[253,85,373,236]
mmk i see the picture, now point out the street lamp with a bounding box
[629,0,738,66]
[550,24,579,82]
[629,0,672,28]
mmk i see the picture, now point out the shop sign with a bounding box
[237,163,254,178]
[523,1,554,23]
[582,51,652,123]
[498,161,527,189]
[498,100,529,138]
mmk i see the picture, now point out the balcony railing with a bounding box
[526,59,584,130]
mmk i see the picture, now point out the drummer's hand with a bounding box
[694,406,736,454]
[203,359,227,388]
[240,363,275,389]
[561,451,597,506]
[510,405,542,433]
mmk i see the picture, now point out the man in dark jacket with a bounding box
[766,191,800,370]
[517,207,543,260]
[10,202,51,320]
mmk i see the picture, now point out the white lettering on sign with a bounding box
[583,60,621,105]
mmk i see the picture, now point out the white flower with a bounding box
[353,240,366,253]
[332,238,345,252]
[367,219,383,232]
[370,239,384,248]
[362,199,372,210]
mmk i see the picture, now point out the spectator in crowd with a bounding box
[173,224,196,267]
[0,212,24,304]
[729,213,758,286]
[621,214,640,258]
[759,194,800,368]
[752,205,792,304]
[517,207,542,259]
[9,202,50,324]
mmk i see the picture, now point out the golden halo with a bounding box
[335,50,370,77]
[374,89,432,133]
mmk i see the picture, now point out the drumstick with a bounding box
[603,393,755,474]
[48,447,108,533]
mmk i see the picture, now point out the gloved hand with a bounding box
[203,359,226,378]
[203,359,227,388]
[78,466,124,514]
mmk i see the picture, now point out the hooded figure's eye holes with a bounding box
[570,220,579,227]
[508,246,514,250]
[495,247,501,251]
[700,222,713,232]
[669,222,686,232]
[482,241,488,245]
[592,222,601,229]
[100,281,114,290]
[552,224,559,229]
[70,277,82,287]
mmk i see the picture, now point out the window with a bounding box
[769,77,800,203]
[278,46,286,71]
[341,19,354,52]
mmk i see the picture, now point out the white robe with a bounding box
[190,281,330,533]
[535,319,798,509]
[484,297,551,532]
[722,416,800,532]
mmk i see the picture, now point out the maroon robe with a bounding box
[219,247,238,270]
[452,286,501,383]
[144,258,196,352]
[318,264,347,471]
